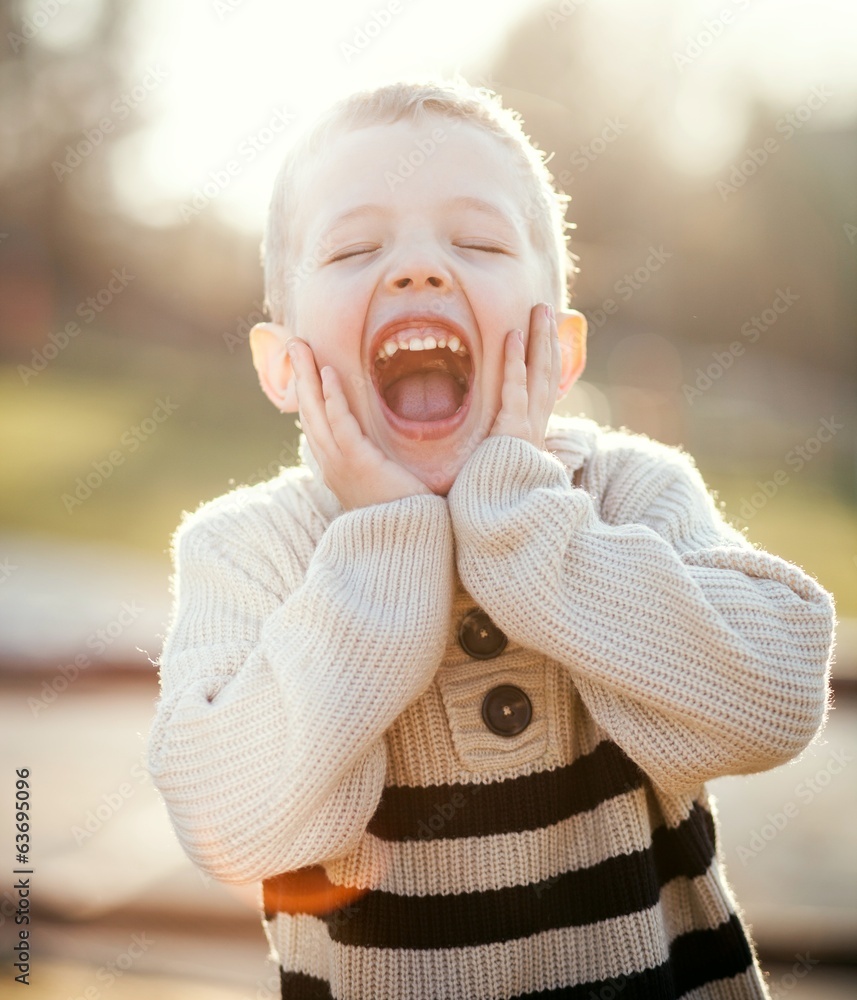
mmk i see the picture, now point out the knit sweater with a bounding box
[146,414,836,1000]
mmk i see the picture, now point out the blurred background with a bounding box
[1,0,855,996]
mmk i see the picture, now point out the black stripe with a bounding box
[326,848,659,948]
[367,739,644,841]
[280,969,333,999]
[672,913,754,996]
[652,801,717,884]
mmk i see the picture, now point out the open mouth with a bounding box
[372,326,473,425]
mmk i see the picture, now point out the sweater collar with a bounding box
[545,413,600,479]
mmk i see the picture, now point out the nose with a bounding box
[384,237,453,292]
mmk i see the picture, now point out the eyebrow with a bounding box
[320,196,517,237]
[444,196,517,226]
[322,204,389,235]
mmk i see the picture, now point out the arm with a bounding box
[448,433,836,795]
[147,491,453,884]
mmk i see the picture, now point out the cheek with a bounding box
[296,280,369,361]
[476,291,533,358]
[475,263,538,326]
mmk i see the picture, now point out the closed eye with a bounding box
[328,245,379,262]
[455,241,510,254]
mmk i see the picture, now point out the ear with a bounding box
[249,322,298,412]
[554,309,587,400]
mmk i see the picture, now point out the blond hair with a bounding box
[262,76,576,325]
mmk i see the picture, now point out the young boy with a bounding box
[147,79,836,999]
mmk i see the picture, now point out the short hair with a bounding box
[262,76,576,326]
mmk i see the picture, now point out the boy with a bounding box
[147,79,836,999]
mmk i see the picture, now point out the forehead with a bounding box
[294,117,533,249]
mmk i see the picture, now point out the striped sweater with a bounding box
[146,414,836,999]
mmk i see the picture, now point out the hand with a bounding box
[287,338,434,511]
[489,302,560,450]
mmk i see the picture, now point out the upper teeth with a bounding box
[376,330,467,361]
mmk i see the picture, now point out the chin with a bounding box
[419,464,457,497]
[407,458,461,497]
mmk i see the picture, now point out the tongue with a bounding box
[385,371,464,421]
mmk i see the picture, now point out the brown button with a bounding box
[458,609,507,660]
[481,685,532,737]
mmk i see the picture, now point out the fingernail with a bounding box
[545,304,554,321]
[516,329,525,345]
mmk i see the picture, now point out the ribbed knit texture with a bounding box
[147,414,836,1000]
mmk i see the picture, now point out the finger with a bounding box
[288,340,338,459]
[549,309,562,402]
[320,366,373,459]
[289,341,339,468]
[497,328,529,427]
[525,303,555,421]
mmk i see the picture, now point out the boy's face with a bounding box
[264,116,576,494]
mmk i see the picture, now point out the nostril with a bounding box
[391,275,444,288]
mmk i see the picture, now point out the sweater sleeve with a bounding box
[447,434,836,795]
[147,492,454,884]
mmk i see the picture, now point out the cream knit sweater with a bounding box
[147,415,836,1000]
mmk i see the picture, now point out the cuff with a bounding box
[312,492,454,613]
[448,435,589,551]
